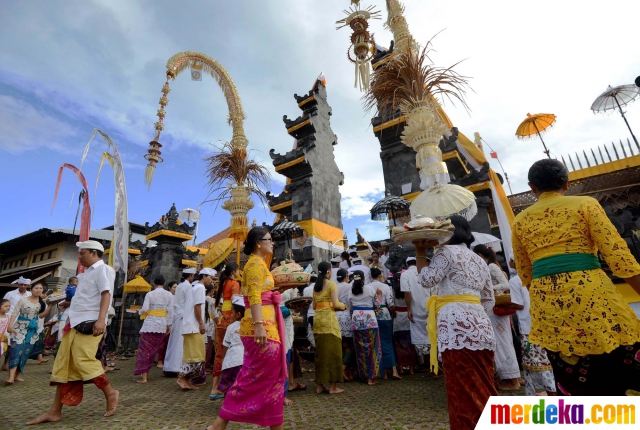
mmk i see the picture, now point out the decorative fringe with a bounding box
[144,164,155,189]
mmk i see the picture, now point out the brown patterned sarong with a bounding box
[441,348,498,430]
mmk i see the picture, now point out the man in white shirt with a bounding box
[508,261,556,396]
[163,267,196,374]
[302,274,318,347]
[29,240,118,425]
[400,256,431,358]
[4,276,32,316]
[348,257,372,284]
[2,276,32,370]
[177,267,214,390]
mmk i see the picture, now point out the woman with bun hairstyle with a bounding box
[473,244,521,391]
[512,158,640,395]
[312,261,347,394]
[209,227,287,430]
[348,270,382,385]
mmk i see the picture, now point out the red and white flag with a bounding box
[490,151,498,159]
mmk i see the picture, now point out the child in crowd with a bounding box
[0,299,10,359]
[211,296,245,400]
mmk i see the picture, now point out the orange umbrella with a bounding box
[203,238,235,268]
[516,113,556,159]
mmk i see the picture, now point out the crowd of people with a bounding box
[2,159,640,429]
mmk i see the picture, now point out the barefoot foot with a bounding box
[104,390,119,417]
[27,411,62,425]
[329,388,344,394]
[284,397,293,406]
[16,376,25,382]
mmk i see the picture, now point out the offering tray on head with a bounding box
[285,296,312,310]
[392,229,454,246]
[272,261,310,289]
[494,294,511,306]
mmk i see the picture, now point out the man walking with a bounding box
[177,268,215,390]
[28,240,118,424]
[164,268,196,374]
[400,256,431,359]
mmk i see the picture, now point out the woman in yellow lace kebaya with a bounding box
[512,159,640,396]
[209,227,286,430]
[312,261,347,394]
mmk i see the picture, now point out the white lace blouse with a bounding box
[418,244,496,353]
[488,263,510,294]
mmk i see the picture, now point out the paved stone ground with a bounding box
[1,357,524,430]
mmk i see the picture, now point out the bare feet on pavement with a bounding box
[27,411,62,425]
[104,390,119,417]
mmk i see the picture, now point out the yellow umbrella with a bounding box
[516,113,556,159]
[203,237,235,268]
[123,275,152,294]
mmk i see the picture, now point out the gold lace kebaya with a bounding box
[239,254,280,343]
[512,192,640,356]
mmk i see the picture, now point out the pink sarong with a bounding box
[217,291,287,427]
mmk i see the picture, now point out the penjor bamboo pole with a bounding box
[236,237,240,266]
[116,291,127,350]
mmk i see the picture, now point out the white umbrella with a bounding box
[410,183,477,221]
[471,232,502,253]
[178,207,200,223]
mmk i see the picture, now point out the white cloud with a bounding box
[0,95,78,153]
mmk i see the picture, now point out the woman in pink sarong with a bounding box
[208,227,287,430]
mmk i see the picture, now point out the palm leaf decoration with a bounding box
[204,140,271,205]
[364,38,470,116]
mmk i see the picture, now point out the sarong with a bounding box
[314,333,343,385]
[342,336,356,368]
[162,317,183,373]
[205,335,215,371]
[134,332,166,375]
[353,328,382,379]
[218,339,285,427]
[284,349,291,396]
[213,326,227,376]
[29,330,46,359]
[441,348,498,430]
[44,325,58,349]
[50,328,109,406]
[546,342,640,396]
[9,341,36,373]
[393,330,417,368]
[180,333,206,384]
[157,333,170,362]
[489,313,520,380]
[520,333,555,395]
[378,320,396,370]
[218,364,242,394]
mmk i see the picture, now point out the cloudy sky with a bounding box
[1,0,640,246]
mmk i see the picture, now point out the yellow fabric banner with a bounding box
[457,132,515,224]
[296,219,344,244]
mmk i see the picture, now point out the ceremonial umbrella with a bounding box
[271,217,304,258]
[178,207,200,223]
[471,232,502,253]
[203,238,235,268]
[516,113,556,159]
[370,190,412,227]
[591,84,640,147]
[410,183,477,221]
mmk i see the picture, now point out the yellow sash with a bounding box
[316,301,334,310]
[221,301,232,312]
[140,309,167,320]
[427,294,481,374]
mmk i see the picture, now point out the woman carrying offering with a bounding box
[6,282,56,384]
[512,159,640,395]
[349,270,383,385]
[473,244,521,391]
[312,261,347,394]
[210,263,241,398]
[418,215,498,430]
[209,227,287,430]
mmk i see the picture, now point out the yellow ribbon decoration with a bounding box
[427,294,481,374]
[140,309,167,320]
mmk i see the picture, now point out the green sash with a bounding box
[532,253,601,279]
